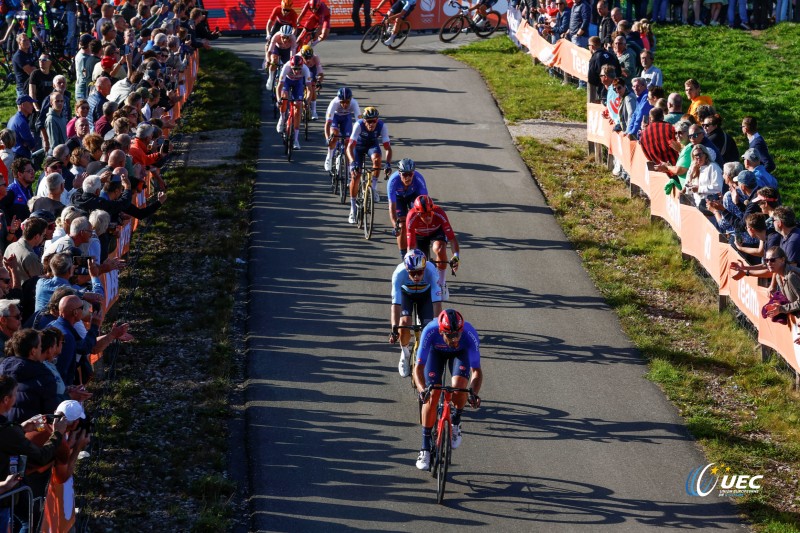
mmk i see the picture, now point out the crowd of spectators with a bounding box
[0,0,212,528]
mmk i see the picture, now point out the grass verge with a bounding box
[76,48,258,532]
[448,35,800,531]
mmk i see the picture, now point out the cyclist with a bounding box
[414,309,482,470]
[297,0,331,46]
[324,87,360,172]
[265,25,297,90]
[299,44,323,120]
[387,158,428,258]
[390,249,443,378]
[406,195,459,300]
[266,0,299,40]
[346,106,392,224]
[467,0,499,27]
[276,54,311,150]
[372,0,416,47]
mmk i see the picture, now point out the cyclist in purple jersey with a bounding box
[414,309,482,470]
[386,158,428,258]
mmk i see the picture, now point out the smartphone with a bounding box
[73,256,91,267]
[18,455,27,476]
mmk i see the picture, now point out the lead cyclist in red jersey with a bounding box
[297,0,332,45]
[406,195,460,300]
[266,0,299,39]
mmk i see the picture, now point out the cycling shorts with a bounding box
[308,65,318,79]
[415,228,447,259]
[424,348,471,387]
[353,145,382,170]
[271,47,292,63]
[331,114,353,138]
[390,0,415,18]
[394,194,419,218]
[282,77,305,102]
[400,287,434,321]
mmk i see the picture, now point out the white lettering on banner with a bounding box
[738,281,760,318]
[704,233,712,261]
[571,48,589,77]
[665,196,681,231]
[587,110,603,138]
[443,1,459,16]
[104,270,119,309]
[118,222,132,255]
[538,46,556,66]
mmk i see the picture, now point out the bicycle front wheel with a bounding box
[439,15,465,42]
[364,184,374,240]
[436,422,450,504]
[361,24,383,53]
[475,10,501,38]
[303,102,310,141]
[287,122,295,162]
[338,154,348,204]
[388,21,411,49]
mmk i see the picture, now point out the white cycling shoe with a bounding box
[348,211,356,224]
[398,346,411,377]
[293,140,301,149]
[276,115,285,133]
[324,155,332,172]
[416,450,430,470]
[451,424,462,449]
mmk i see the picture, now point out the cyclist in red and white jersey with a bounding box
[406,195,460,300]
[276,55,311,149]
[266,25,298,89]
[297,0,332,45]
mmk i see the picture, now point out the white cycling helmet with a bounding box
[280,25,294,36]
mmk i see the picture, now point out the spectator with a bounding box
[6,157,36,222]
[27,54,56,115]
[761,247,800,331]
[702,114,740,166]
[129,123,163,168]
[587,36,620,103]
[4,217,47,283]
[625,77,651,139]
[617,20,644,56]
[71,171,134,222]
[664,93,683,125]
[683,0,703,25]
[7,96,39,161]
[0,130,15,178]
[551,0,571,45]
[74,35,95,100]
[598,64,618,108]
[727,0,750,29]
[687,123,721,163]
[655,120,693,191]
[715,170,761,236]
[87,77,112,130]
[565,0,590,48]
[741,148,778,190]
[0,329,58,423]
[66,100,90,138]
[741,116,775,173]
[639,107,677,165]
[735,198,781,261]
[639,50,663,89]
[685,79,712,121]
[613,35,637,87]
[95,102,118,138]
[68,148,90,179]
[35,253,103,315]
[11,34,37,99]
[773,207,800,264]
[0,299,21,352]
[30,173,66,218]
[50,294,101,386]
[597,0,615,49]
[684,144,723,208]
[612,76,636,133]
[44,92,69,155]
[705,0,724,25]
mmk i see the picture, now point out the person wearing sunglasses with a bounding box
[266,0,298,41]
[345,106,392,223]
[762,247,800,342]
[276,55,311,150]
[297,0,331,46]
[406,195,459,300]
[386,158,428,258]
[389,249,443,378]
[299,45,323,120]
[265,25,298,90]
[323,87,360,172]
[413,309,482,470]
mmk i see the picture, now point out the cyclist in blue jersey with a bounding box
[414,309,482,470]
[387,158,428,258]
[276,55,311,150]
[299,44,323,119]
[390,249,443,378]
[324,87,360,172]
[372,0,416,46]
[346,106,392,224]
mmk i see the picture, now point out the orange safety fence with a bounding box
[516,19,800,374]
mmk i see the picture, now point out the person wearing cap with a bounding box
[710,169,760,236]
[11,34,36,99]
[741,147,777,190]
[4,217,47,283]
[741,116,775,173]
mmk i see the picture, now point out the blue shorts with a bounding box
[332,114,353,138]
[424,348,471,387]
[282,78,305,102]
[400,287,434,322]
[390,0,415,18]
[353,145,382,170]
[394,193,420,218]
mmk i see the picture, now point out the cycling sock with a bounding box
[350,197,357,212]
[438,268,446,286]
[326,147,332,158]
[422,427,432,450]
[400,249,407,259]
[452,408,463,426]
[294,129,299,142]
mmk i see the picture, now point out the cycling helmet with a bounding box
[337,87,352,100]
[413,194,435,214]
[290,55,304,69]
[280,24,294,36]
[438,309,464,335]
[281,0,293,8]
[309,0,320,9]
[300,44,314,58]
[398,158,415,173]
[404,249,427,272]
[363,106,379,120]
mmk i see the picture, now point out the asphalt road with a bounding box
[217,34,746,532]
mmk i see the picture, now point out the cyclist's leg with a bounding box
[368,146,381,198]
[416,234,433,261]
[394,4,413,34]
[348,148,365,220]
[395,204,408,256]
[431,231,448,286]
[448,352,470,448]
[398,292,415,347]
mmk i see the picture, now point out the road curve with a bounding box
[217,34,746,532]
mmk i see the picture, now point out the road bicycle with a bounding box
[361,11,411,53]
[329,136,348,204]
[296,24,318,48]
[354,164,378,239]
[266,59,284,119]
[302,99,311,141]
[422,383,478,504]
[439,0,502,42]
[280,97,303,161]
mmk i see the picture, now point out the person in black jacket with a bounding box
[587,36,620,104]
[702,113,740,166]
[0,329,58,424]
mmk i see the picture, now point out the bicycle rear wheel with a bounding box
[439,15,465,42]
[474,10,501,38]
[330,147,339,194]
[303,101,310,141]
[436,422,450,504]
[364,183,374,240]
[286,120,295,162]
[361,24,383,53]
[338,153,348,204]
[388,21,411,49]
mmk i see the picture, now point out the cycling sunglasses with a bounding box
[401,171,414,178]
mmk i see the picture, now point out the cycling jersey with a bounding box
[406,206,456,249]
[278,63,311,101]
[390,0,417,15]
[348,118,390,150]
[326,97,360,138]
[298,1,331,30]
[305,55,323,79]
[266,7,299,35]
[391,261,441,304]
[417,320,481,385]
[268,32,297,56]
[387,171,428,215]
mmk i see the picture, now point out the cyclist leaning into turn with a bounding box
[406,195,459,300]
[390,249,443,379]
[346,106,392,224]
[266,0,299,39]
[372,0,416,46]
[387,158,428,258]
[276,54,311,150]
[297,0,332,45]
[299,44,324,120]
[324,87,360,172]
[266,25,298,89]
[414,309,482,470]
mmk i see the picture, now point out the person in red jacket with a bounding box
[297,0,331,45]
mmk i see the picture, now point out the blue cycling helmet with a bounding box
[337,87,352,100]
[280,24,294,36]
[398,158,415,173]
[404,249,427,272]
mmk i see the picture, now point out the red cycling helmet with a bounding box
[439,309,464,335]
[309,0,320,9]
[414,194,435,214]
[290,55,304,69]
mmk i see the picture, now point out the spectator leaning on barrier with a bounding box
[741,116,776,173]
[684,144,723,209]
[762,247,800,336]
[702,114,740,166]
[664,93,683,125]
[587,36,620,103]
[639,107,676,165]
[741,148,778,190]
[655,119,692,193]
[625,77,651,139]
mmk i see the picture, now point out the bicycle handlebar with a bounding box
[430,258,458,277]
[423,384,481,407]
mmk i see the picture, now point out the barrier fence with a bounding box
[513,15,800,377]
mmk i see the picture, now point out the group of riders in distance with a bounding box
[262,0,496,500]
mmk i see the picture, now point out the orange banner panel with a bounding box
[678,206,724,285]
[550,38,590,81]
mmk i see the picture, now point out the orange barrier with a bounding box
[516,21,800,373]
